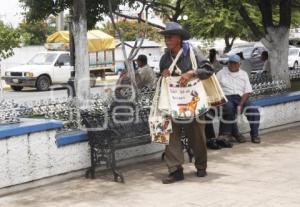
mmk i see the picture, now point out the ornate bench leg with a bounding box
[111,146,124,183]
[86,145,96,179]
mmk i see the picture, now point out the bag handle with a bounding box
[151,76,162,117]
[168,45,198,75]
[168,49,183,75]
[189,46,198,71]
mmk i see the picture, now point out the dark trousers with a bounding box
[219,95,260,138]
[205,110,217,139]
[165,119,207,173]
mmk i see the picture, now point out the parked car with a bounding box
[288,47,300,69]
[2,51,109,91]
[218,43,267,75]
[219,44,266,64]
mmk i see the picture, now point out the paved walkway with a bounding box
[1,126,300,207]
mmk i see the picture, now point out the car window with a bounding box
[227,47,251,56]
[27,53,58,65]
[241,47,255,59]
[258,47,265,54]
[57,54,70,66]
[289,49,299,56]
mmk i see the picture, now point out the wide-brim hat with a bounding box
[159,22,190,40]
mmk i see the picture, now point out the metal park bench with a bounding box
[81,86,193,183]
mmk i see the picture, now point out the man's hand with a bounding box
[178,70,194,87]
[162,69,171,78]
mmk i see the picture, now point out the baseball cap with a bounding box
[228,55,241,63]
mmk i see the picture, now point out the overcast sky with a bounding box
[0,0,23,27]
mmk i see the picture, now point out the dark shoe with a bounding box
[207,138,222,150]
[216,138,233,148]
[251,137,261,144]
[196,169,207,177]
[233,133,246,143]
[218,134,234,142]
[162,168,184,184]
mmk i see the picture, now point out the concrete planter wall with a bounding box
[0,120,163,189]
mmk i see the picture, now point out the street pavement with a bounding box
[0,126,300,207]
[0,77,118,103]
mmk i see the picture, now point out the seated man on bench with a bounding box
[216,55,261,144]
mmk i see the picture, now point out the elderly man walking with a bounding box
[216,55,261,144]
[159,22,214,184]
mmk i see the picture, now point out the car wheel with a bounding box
[36,75,51,91]
[11,86,23,91]
[294,61,298,70]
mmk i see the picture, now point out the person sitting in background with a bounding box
[261,51,272,81]
[216,55,261,144]
[134,54,156,89]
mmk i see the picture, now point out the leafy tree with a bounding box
[236,0,300,87]
[19,0,135,29]
[0,21,20,60]
[102,20,161,41]
[18,20,56,45]
[19,0,136,104]
[183,0,300,87]
[182,0,261,53]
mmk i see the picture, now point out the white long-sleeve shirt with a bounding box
[216,67,252,96]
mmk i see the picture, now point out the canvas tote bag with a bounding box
[202,73,227,107]
[159,47,209,119]
[149,77,172,144]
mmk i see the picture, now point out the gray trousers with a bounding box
[165,119,207,173]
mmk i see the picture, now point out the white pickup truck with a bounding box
[2,51,114,91]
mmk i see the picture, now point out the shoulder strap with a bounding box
[168,49,183,75]
[167,45,198,75]
[189,46,198,71]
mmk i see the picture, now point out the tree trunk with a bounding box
[72,0,90,107]
[223,36,236,53]
[261,27,291,88]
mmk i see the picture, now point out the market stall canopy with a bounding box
[46,30,115,52]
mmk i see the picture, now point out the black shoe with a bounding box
[196,169,207,177]
[216,138,233,148]
[207,139,222,150]
[233,133,246,143]
[162,167,184,184]
[251,137,261,144]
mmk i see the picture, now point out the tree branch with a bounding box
[291,0,300,7]
[238,3,264,39]
[107,0,136,88]
[257,0,274,29]
[171,0,183,22]
[113,11,165,29]
[279,0,292,27]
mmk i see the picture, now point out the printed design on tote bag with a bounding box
[167,78,208,119]
[177,90,200,117]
